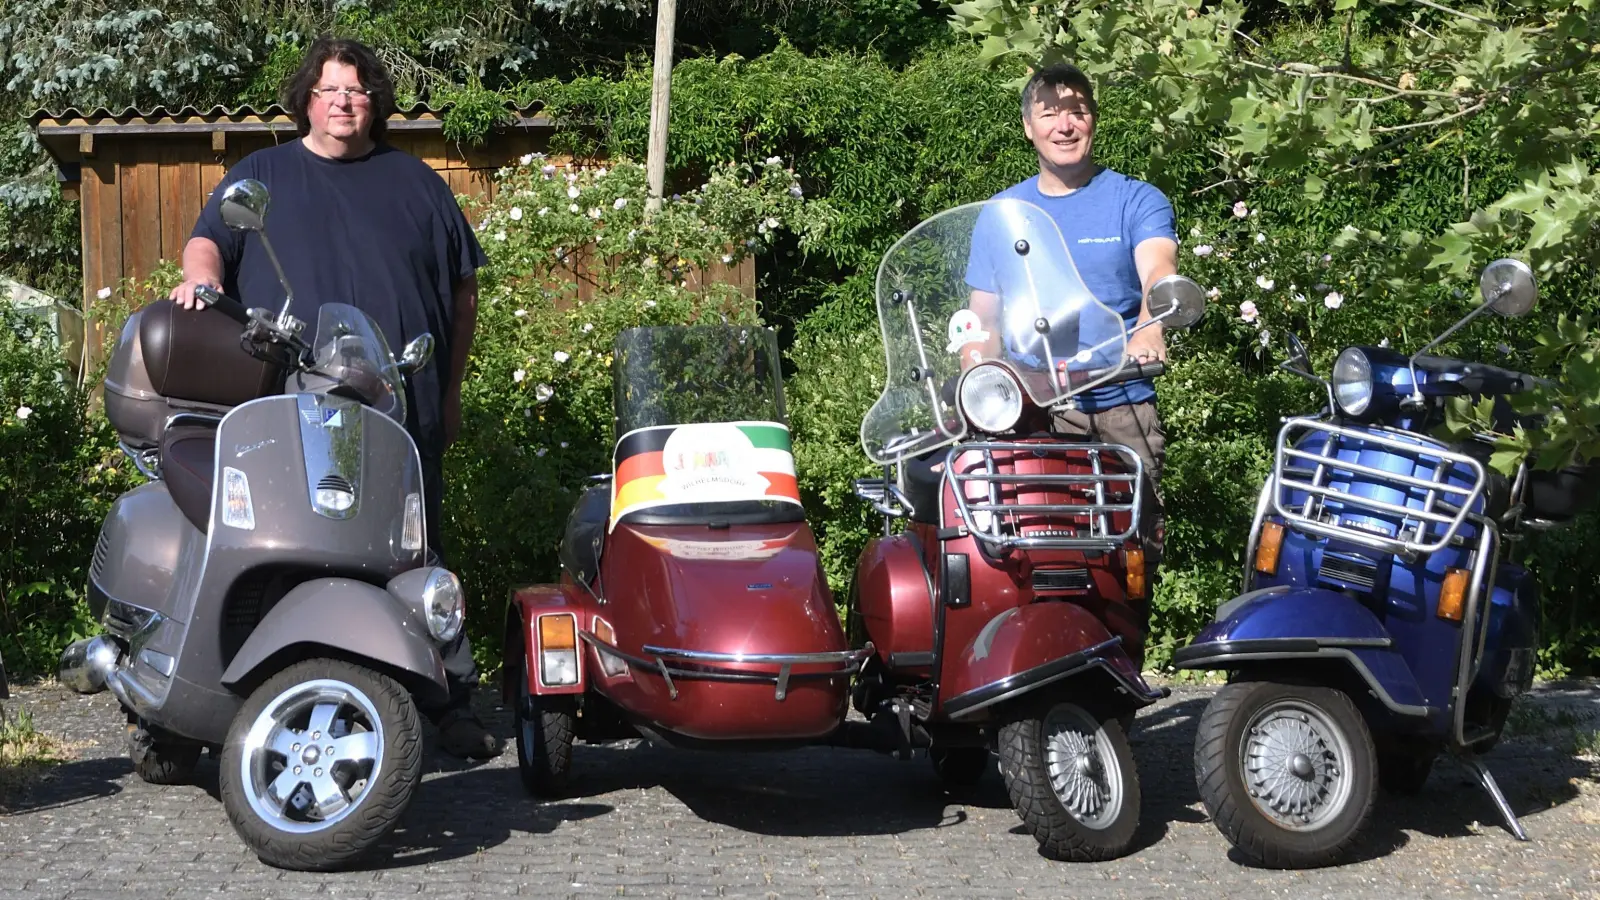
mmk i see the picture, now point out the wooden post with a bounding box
[645,0,677,215]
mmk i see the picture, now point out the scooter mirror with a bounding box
[397,333,435,375]
[220,179,271,233]
[1146,274,1207,330]
[1479,257,1536,317]
[1282,331,1310,370]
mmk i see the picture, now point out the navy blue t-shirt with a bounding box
[965,168,1177,412]
[192,139,487,460]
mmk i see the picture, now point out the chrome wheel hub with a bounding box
[1042,704,1123,830]
[239,679,384,834]
[1241,700,1353,831]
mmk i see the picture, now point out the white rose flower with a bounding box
[514,309,527,318]
[765,155,783,166]
[1255,232,1267,244]
[568,185,580,199]
[513,369,526,383]
[596,167,608,177]
[554,351,570,363]
[644,300,657,308]
[535,383,554,403]
[538,207,549,216]
[519,153,535,166]
[1239,301,1259,323]
[721,254,733,264]
[613,197,628,210]
[1259,328,1271,347]
[559,441,569,449]
[510,207,523,221]
[535,447,548,457]
[1256,275,1275,291]
[569,204,580,213]
[1324,291,1344,309]
[494,231,507,241]
[588,207,602,219]
[15,405,32,421]
[1206,286,1221,300]
[1193,244,1214,257]
[764,217,780,230]
[789,184,803,198]
[96,286,112,299]
[1233,201,1249,218]
[582,323,594,332]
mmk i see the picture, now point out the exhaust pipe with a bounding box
[58,636,121,694]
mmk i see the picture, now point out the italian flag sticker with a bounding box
[610,421,802,527]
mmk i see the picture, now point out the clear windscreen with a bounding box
[612,325,786,435]
[311,303,406,422]
[860,198,1129,464]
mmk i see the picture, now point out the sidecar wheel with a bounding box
[997,700,1140,861]
[1194,680,1376,869]
[219,659,422,871]
[514,651,574,798]
[129,723,203,785]
[930,745,991,787]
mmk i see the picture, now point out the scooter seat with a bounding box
[162,424,217,532]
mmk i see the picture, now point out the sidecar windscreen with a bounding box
[860,198,1128,465]
[610,326,803,528]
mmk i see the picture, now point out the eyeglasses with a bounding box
[310,87,374,105]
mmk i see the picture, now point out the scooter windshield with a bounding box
[310,304,407,423]
[610,325,801,528]
[860,198,1129,465]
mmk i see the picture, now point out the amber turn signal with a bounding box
[539,613,578,651]
[1124,547,1147,600]
[1436,568,1470,622]
[1254,521,1285,575]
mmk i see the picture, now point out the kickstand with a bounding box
[1457,752,1530,842]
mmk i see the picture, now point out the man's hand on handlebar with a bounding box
[170,278,223,311]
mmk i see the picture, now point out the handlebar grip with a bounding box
[1074,358,1167,387]
[193,285,251,325]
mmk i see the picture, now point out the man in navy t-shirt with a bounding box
[963,63,1180,671]
[170,37,499,759]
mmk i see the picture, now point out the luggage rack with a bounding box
[1271,417,1488,560]
[578,632,875,701]
[944,440,1142,552]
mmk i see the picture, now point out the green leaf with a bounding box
[1489,447,1528,476]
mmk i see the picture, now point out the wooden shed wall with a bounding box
[71,127,755,312]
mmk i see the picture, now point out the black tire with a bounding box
[129,724,203,785]
[1194,680,1377,869]
[1377,751,1434,795]
[930,745,991,787]
[218,659,423,872]
[514,651,574,798]
[997,700,1141,861]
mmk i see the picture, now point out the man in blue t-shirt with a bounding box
[169,37,499,760]
[964,63,1180,668]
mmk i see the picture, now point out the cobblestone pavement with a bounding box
[2,680,1596,899]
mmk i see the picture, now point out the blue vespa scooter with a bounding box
[1176,258,1594,868]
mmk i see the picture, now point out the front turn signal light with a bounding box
[1254,521,1285,575]
[1124,547,1147,600]
[1437,568,1470,622]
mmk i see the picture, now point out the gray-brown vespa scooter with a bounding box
[57,179,463,871]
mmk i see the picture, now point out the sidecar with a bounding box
[501,325,872,794]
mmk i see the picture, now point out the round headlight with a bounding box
[421,568,465,643]
[958,364,1024,434]
[1332,347,1374,416]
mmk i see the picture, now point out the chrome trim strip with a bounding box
[1176,646,1433,718]
[594,639,878,702]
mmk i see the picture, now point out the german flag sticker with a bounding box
[610,421,802,526]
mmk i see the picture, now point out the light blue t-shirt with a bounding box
[964,168,1177,411]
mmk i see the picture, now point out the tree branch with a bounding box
[1372,100,1487,134]
[1240,59,1455,99]
[1409,0,1495,25]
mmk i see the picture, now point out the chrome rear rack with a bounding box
[945,441,1142,552]
[1271,417,1488,559]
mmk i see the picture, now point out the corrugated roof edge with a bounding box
[29,99,546,125]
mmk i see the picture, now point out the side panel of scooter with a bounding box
[124,395,426,744]
[89,481,191,622]
[593,522,849,741]
[1474,564,1539,700]
[852,533,934,672]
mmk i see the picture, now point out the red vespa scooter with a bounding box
[846,198,1207,860]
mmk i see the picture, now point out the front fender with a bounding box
[1173,585,1431,717]
[940,602,1158,721]
[221,578,447,698]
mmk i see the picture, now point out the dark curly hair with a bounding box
[282,36,397,143]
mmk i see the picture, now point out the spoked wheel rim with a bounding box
[1239,697,1355,831]
[1042,703,1124,831]
[239,678,385,834]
